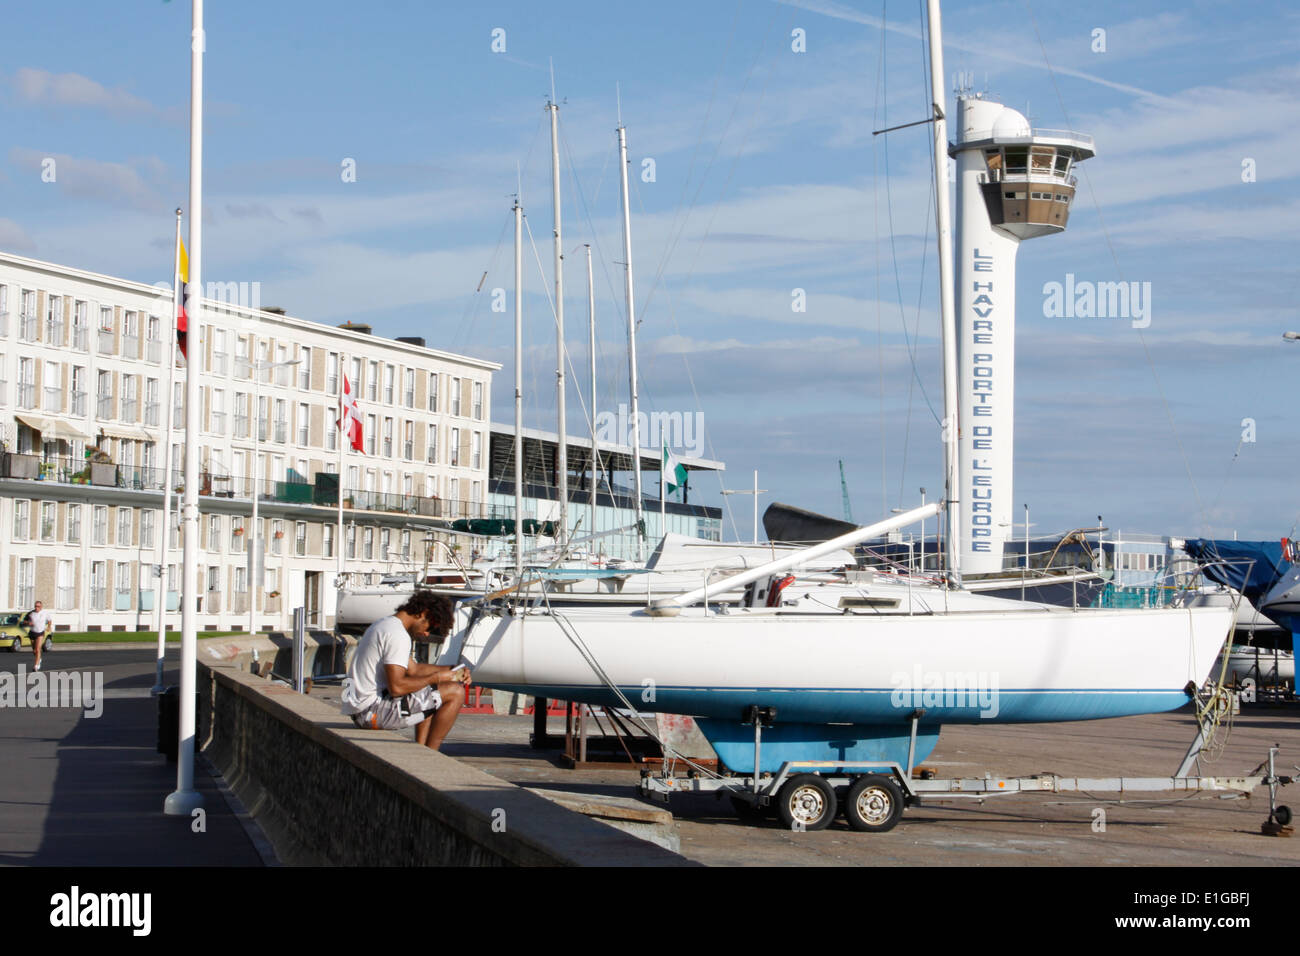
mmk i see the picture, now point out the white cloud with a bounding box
[11,67,158,115]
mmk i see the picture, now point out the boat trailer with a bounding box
[638,708,1295,834]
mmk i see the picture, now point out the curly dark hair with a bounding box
[396,590,454,637]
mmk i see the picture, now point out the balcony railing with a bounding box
[43,387,61,412]
[72,326,89,351]
[46,319,64,345]
[298,426,309,446]
[97,330,115,354]
[0,310,7,337]
[144,401,160,425]
[235,357,252,380]
[122,335,139,358]
[234,414,249,438]
[121,399,138,422]
[211,411,226,434]
[90,587,108,612]
[18,382,35,408]
[19,313,38,341]
[326,374,338,395]
[57,586,75,609]
[212,352,228,376]
[72,391,87,416]
[403,441,414,460]
[147,339,163,363]
[273,421,287,443]
[97,396,114,419]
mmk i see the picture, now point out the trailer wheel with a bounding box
[1275,805,1292,826]
[776,774,837,831]
[844,774,904,833]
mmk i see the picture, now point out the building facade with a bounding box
[0,252,498,631]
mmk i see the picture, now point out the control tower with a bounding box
[952,93,1094,575]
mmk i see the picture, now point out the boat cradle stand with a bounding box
[638,709,1295,834]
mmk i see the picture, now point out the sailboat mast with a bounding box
[926,0,962,585]
[586,243,598,549]
[617,121,645,561]
[513,198,524,579]
[548,90,568,550]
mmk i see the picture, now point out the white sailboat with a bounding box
[443,0,1235,785]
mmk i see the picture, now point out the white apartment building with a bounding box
[0,252,499,632]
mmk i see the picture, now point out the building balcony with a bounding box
[97,330,115,354]
[147,339,163,363]
[121,399,139,422]
[144,401,160,426]
[121,335,139,358]
[43,387,61,412]
[17,383,36,409]
[18,313,38,341]
[97,396,114,419]
[46,319,64,345]
[72,327,89,351]
[72,391,87,417]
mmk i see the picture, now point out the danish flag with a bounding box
[337,374,364,452]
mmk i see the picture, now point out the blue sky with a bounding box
[3,0,1299,543]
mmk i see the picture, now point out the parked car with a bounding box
[1,611,52,653]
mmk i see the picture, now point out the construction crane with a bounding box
[838,459,853,524]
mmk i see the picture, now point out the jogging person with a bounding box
[24,600,52,672]
[340,590,469,751]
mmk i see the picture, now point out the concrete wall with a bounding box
[199,659,689,867]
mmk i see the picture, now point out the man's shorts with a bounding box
[350,686,443,730]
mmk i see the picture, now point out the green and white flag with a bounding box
[662,442,687,495]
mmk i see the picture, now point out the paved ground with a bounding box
[309,682,1300,867]
[0,648,265,867]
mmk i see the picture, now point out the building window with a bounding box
[72,300,89,351]
[14,559,34,609]
[326,351,338,395]
[472,431,482,469]
[473,381,483,420]
[382,417,393,457]
[271,519,284,555]
[403,420,414,460]
[365,415,376,456]
[230,516,244,552]
[366,361,378,401]
[298,402,310,446]
[18,358,35,409]
[173,381,184,424]
[428,373,438,412]
[383,364,395,405]
[403,368,415,408]
[363,527,374,560]
[273,399,288,443]
[90,561,107,611]
[122,310,139,358]
[115,563,132,610]
[234,566,247,594]
[147,313,163,362]
[451,377,461,416]
[211,387,226,435]
[207,514,221,552]
[46,294,64,345]
[12,499,30,540]
[57,560,76,611]
[235,336,251,380]
[323,523,335,558]
[40,501,56,542]
[211,329,227,376]
[380,528,391,561]
[327,404,338,450]
[426,424,437,464]
[92,506,108,546]
[67,504,81,544]
[117,507,133,546]
[299,347,312,389]
[98,306,114,354]
[400,530,411,560]
[43,361,61,412]
[346,524,356,559]
[295,521,307,556]
[449,427,460,467]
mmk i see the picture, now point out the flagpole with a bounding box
[659,443,666,536]
[513,197,524,580]
[166,0,204,816]
[336,355,345,583]
[151,209,183,696]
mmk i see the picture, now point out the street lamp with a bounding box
[249,357,301,635]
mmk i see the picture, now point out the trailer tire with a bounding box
[776,774,837,831]
[1275,805,1292,826]
[844,774,904,833]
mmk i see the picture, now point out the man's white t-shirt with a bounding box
[340,616,412,715]
[27,609,52,634]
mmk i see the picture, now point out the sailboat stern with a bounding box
[693,718,941,775]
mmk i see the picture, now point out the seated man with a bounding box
[341,590,470,751]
